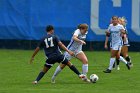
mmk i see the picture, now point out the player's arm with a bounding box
[29,47,40,64]
[58,42,74,56]
[104,31,110,49]
[73,35,86,45]
[120,28,127,43]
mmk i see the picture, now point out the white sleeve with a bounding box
[119,25,125,30]
[107,25,111,32]
[73,29,80,36]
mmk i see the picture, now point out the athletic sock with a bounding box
[36,71,45,82]
[82,64,88,75]
[125,56,131,62]
[119,56,127,64]
[69,65,81,75]
[116,58,120,65]
[52,65,62,79]
[108,58,115,70]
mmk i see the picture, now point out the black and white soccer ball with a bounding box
[90,74,99,83]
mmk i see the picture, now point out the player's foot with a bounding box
[116,65,120,70]
[79,74,86,79]
[126,63,131,70]
[81,76,91,83]
[51,76,56,83]
[128,62,133,67]
[103,69,111,73]
[32,81,38,84]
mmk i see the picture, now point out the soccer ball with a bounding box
[90,74,99,83]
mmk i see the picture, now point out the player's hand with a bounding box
[79,40,86,45]
[68,50,74,56]
[104,44,108,49]
[29,57,34,64]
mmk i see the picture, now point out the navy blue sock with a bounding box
[69,65,80,75]
[36,71,45,82]
[116,59,120,65]
[125,56,131,62]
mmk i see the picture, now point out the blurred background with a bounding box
[0,0,140,51]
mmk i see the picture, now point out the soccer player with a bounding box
[114,17,132,70]
[104,16,131,73]
[51,24,90,83]
[29,25,85,84]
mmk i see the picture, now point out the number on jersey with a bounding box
[44,37,54,48]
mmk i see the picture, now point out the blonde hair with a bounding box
[118,17,127,26]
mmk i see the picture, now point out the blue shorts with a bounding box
[44,54,68,68]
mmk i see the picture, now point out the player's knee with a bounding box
[82,59,88,64]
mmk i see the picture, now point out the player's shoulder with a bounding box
[117,24,123,27]
[109,24,113,27]
[74,29,81,35]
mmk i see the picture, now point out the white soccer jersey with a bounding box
[67,29,87,53]
[108,24,125,49]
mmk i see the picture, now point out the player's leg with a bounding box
[63,59,85,79]
[76,51,90,82]
[76,51,88,75]
[122,46,132,66]
[51,52,72,83]
[33,65,51,84]
[33,58,55,84]
[103,49,118,73]
[116,48,131,70]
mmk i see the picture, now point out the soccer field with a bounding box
[0,49,140,93]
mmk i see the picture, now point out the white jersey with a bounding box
[67,29,87,52]
[108,24,125,49]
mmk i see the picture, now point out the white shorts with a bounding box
[64,50,83,60]
[111,45,122,51]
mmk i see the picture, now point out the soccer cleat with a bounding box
[103,69,111,73]
[128,62,133,67]
[81,75,91,83]
[32,81,38,84]
[51,76,56,83]
[116,65,120,70]
[79,74,86,79]
[126,63,131,70]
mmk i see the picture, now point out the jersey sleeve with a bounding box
[73,29,80,36]
[119,25,125,30]
[55,35,61,43]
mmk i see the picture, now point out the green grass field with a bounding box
[0,49,140,93]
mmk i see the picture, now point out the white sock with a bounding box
[82,64,88,75]
[108,58,116,70]
[119,56,127,64]
[52,65,62,80]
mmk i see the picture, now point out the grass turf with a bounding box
[0,49,140,93]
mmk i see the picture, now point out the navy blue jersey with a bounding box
[38,34,62,58]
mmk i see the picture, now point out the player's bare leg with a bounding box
[33,66,50,84]
[76,52,90,82]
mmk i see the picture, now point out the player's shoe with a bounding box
[79,74,86,79]
[81,75,91,83]
[116,65,120,70]
[126,63,131,70]
[32,81,38,84]
[128,62,133,67]
[51,76,56,83]
[103,69,111,73]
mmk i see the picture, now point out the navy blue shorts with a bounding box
[44,54,68,68]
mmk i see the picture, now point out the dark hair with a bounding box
[46,25,54,32]
[112,16,118,20]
